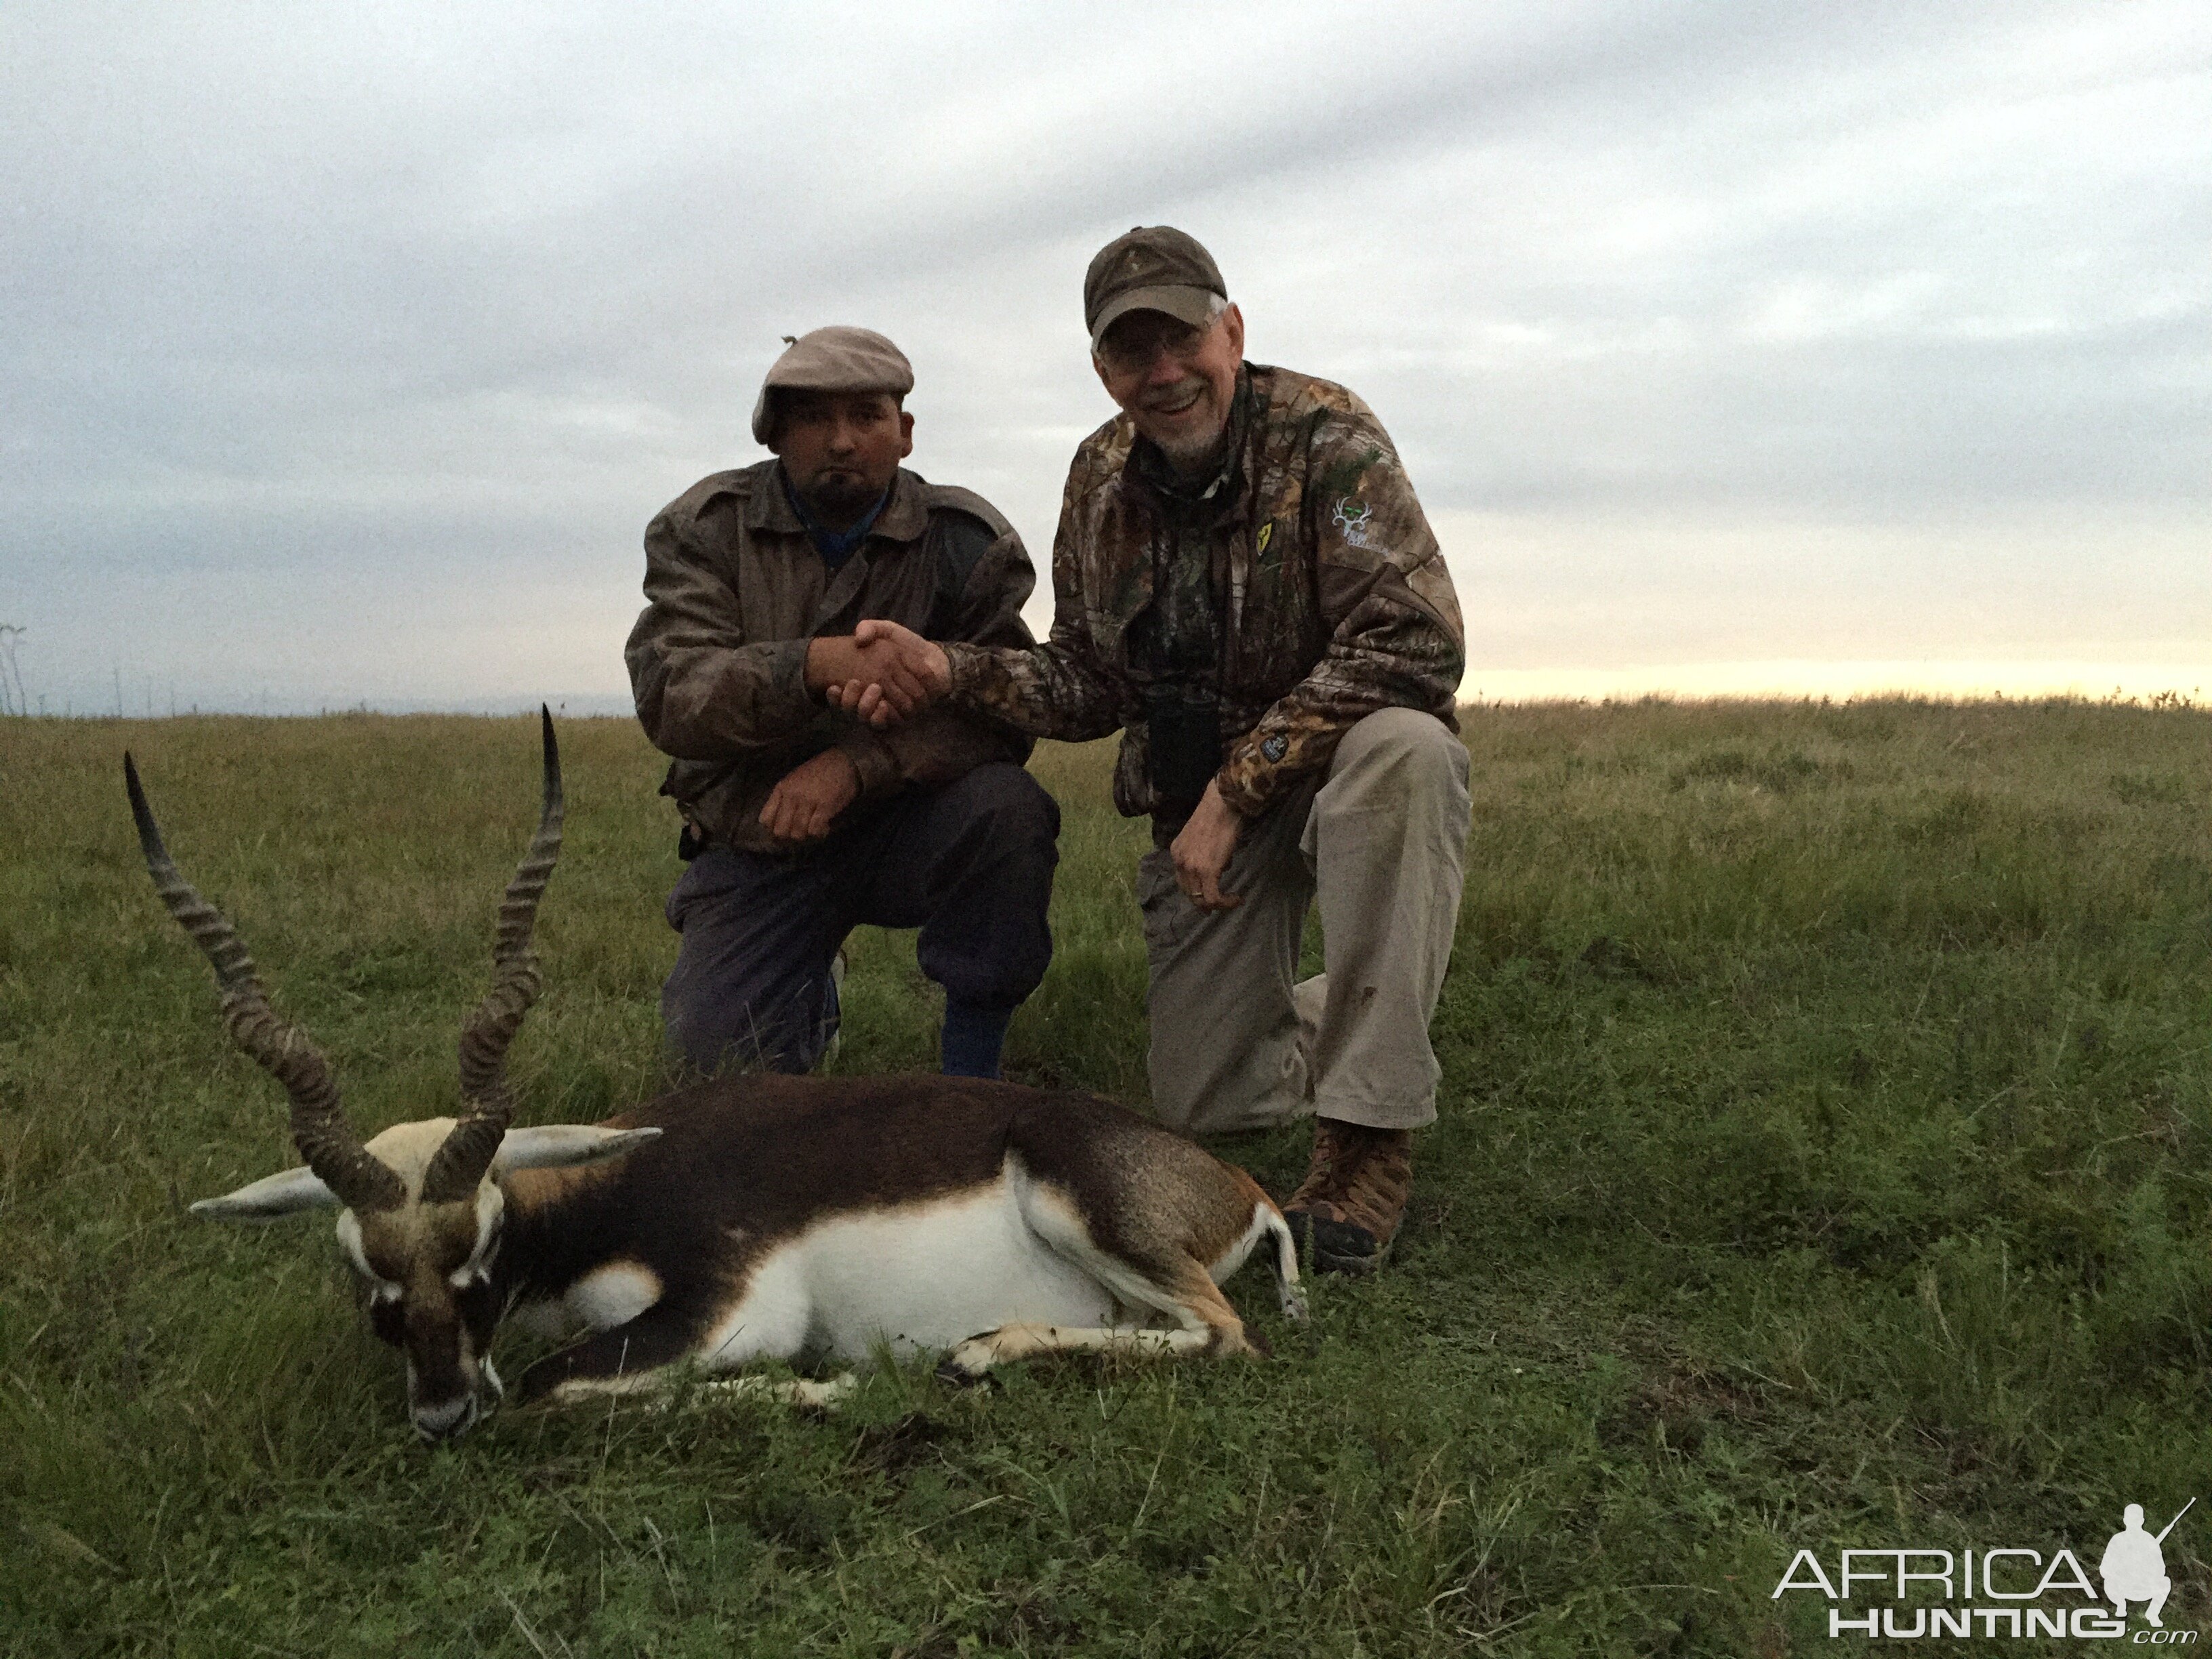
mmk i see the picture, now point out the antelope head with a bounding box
[129,710,657,1440]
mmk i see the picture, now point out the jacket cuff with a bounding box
[1215,769,1270,817]
[764,637,817,729]
[832,729,901,800]
[941,642,986,701]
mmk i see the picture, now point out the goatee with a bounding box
[800,474,882,524]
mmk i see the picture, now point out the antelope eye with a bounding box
[448,1236,497,1290]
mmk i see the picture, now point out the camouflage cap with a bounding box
[1083,227,1227,352]
[750,326,915,445]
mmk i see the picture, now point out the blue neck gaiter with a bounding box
[783,472,890,572]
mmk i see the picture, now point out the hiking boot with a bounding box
[1282,1118,1413,1275]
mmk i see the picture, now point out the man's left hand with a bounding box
[1169,779,1246,912]
[760,747,860,842]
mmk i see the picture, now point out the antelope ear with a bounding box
[191,1166,340,1221]
[494,1126,663,1172]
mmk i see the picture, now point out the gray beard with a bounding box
[1153,420,1229,481]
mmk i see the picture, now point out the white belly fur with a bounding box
[696,1173,1118,1368]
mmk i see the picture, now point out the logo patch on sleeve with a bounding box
[1330,497,1376,549]
[1261,734,1289,762]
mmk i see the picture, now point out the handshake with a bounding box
[802,620,954,729]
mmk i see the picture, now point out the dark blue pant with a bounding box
[661,762,1059,1078]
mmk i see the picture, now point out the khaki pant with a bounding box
[1138,708,1472,1134]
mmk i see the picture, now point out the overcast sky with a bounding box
[2,1,2206,714]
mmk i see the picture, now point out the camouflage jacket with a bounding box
[626,462,1036,854]
[942,364,1462,824]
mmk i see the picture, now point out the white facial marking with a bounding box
[333,1209,396,1292]
[335,1207,407,1301]
[412,1392,473,1438]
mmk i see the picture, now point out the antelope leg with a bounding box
[518,1302,703,1404]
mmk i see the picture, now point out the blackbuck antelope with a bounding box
[129,712,1303,1441]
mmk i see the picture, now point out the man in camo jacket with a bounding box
[841,229,1471,1273]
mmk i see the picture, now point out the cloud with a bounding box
[1,1,2206,710]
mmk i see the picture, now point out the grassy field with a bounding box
[2,697,2209,1656]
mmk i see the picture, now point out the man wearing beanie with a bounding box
[839,233,1470,1274]
[626,326,1059,1082]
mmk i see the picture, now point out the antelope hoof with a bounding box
[936,1339,998,1387]
[792,1374,860,1410]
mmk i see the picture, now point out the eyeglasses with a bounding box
[1095,318,1212,376]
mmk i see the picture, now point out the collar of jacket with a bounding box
[1090,369,1262,662]
[746,463,933,548]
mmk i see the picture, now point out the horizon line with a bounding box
[7,661,2207,721]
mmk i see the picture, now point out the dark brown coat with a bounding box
[626,462,1038,853]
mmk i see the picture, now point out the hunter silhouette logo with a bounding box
[1773,1497,2198,1641]
[2103,1500,2192,1629]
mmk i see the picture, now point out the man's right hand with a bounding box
[804,628,947,726]
[814,621,952,728]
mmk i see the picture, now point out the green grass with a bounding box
[2,698,2209,1656]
